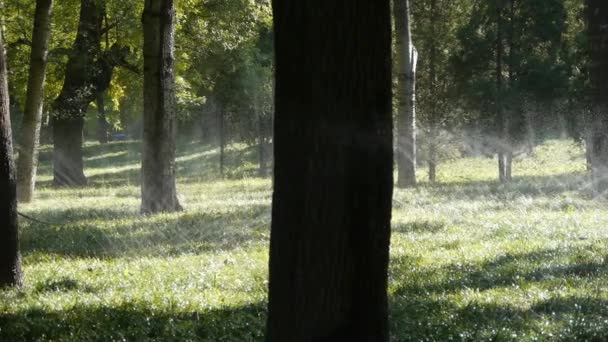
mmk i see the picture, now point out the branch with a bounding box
[8,38,31,48]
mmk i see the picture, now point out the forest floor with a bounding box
[1,139,608,341]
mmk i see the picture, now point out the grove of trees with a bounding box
[1,0,608,340]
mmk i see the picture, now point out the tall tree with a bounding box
[587,0,608,193]
[267,0,393,340]
[0,22,22,288]
[427,0,439,182]
[141,0,182,213]
[15,0,54,202]
[52,0,131,186]
[394,0,418,187]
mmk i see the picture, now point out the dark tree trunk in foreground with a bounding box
[141,0,182,213]
[0,27,22,288]
[16,0,53,202]
[52,0,128,186]
[394,0,417,188]
[427,0,439,183]
[97,92,109,144]
[588,0,608,194]
[267,0,393,340]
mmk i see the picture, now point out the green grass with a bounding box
[2,139,608,341]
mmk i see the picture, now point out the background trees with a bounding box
[267,0,393,340]
[15,0,53,202]
[394,0,418,188]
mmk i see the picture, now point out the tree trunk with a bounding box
[52,0,125,186]
[496,4,509,183]
[97,92,109,144]
[588,0,608,194]
[16,0,53,202]
[0,25,22,288]
[141,0,182,213]
[428,126,437,183]
[219,107,225,177]
[267,0,393,340]
[257,106,267,178]
[394,0,417,188]
[52,115,87,186]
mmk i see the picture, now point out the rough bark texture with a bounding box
[16,0,53,202]
[266,0,393,340]
[588,0,608,194]
[394,0,417,188]
[141,0,182,213]
[0,27,23,288]
[52,0,128,186]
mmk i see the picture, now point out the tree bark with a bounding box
[394,0,417,188]
[97,92,109,144]
[16,0,53,202]
[141,0,182,213]
[267,0,393,340]
[588,0,608,194]
[0,25,22,288]
[52,0,127,186]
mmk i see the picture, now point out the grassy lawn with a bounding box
[2,139,608,341]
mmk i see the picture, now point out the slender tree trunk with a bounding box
[394,0,417,188]
[0,25,22,288]
[496,4,508,183]
[588,0,608,194]
[586,127,593,171]
[427,0,439,184]
[16,0,53,202]
[503,0,516,182]
[97,92,109,144]
[141,0,182,213]
[219,107,225,177]
[267,0,393,340]
[257,103,267,177]
[428,126,437,183]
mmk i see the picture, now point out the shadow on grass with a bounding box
[389,248,608,340]
[416,171,592,201]
[36,141,265,188]
[0,302,266,341]
[20,205,270,258]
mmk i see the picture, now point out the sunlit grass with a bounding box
[2,139,608,340]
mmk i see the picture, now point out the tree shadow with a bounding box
[415,171,592,202]
[420,172,592,200]
[0,302,266,341]
[35,142,266,188]
[20,205,271,258]
[389,248,608,340]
